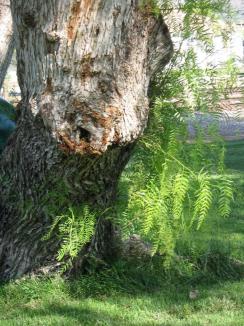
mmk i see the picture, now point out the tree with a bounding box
[0,0,14,90]
[0,0,173,280]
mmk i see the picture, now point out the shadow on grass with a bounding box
[20,303,138,326]
[3,276,243,326]
[0,254,243,326]
[8,299,189,326]
[62,252,244,304]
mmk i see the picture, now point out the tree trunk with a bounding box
[0,0,173,280]
[0,0,14,90]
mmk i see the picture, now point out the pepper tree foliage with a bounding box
[46,0,237,267]
[115,0,237,265]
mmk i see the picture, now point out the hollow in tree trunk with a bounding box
[0,0,173,280]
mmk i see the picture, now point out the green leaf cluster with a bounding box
[43,205,95,271]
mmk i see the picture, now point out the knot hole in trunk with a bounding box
[78,127,90,142]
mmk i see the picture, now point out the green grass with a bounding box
[0,140,243,326]
[0,274,243,325]
[225,140,244,172]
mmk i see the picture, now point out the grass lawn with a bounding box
[0,277,243,325]
[225,140,244,172]
[0,140,243,326]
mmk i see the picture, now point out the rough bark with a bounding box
[0,0,14,90]
[0,0,173,280]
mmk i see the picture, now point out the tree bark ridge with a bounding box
[0,0,14,89]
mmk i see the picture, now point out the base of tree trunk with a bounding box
[0,113,133,280]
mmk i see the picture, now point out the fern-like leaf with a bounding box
[56,206,95,265]
[218,177,233,218]
[193,173,213,230]
[172,172,190,222]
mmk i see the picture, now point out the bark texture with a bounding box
[0,0,14,89]
[0,0,173,280]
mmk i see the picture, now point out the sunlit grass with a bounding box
[0,276,243,325]
[0,139,243,325]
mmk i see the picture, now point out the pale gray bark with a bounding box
[0,0,14,89]
[12,0,172,152]
[0,0,173,280]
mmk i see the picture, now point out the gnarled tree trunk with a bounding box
[0,0,14,90]
[0,0,173,280]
